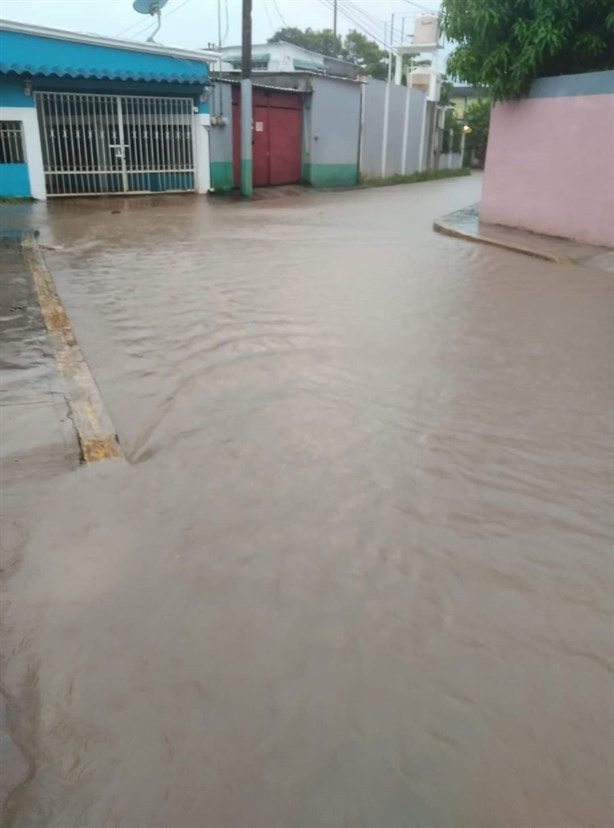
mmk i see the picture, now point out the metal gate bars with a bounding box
[35,91,195,196]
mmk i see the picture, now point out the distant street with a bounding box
[2,174,613,827]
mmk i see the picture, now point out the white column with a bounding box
[417,93,427,172]
[381,81,391,178]
[401,84,411,174]
[0,105,47,200]
[193,112,211,194]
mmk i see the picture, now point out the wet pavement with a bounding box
[1,175,614,827]
[434,204,614,270]
[0,238,77,484]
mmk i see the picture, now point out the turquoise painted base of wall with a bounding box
[0,164,31,197]
[303,163,358,188]
[210,161,234,191]
[240,160,253,196]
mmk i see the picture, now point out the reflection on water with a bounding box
[3,178,614,827]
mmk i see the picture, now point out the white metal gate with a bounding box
[35,91,194,196]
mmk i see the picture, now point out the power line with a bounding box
[401,0,440,13]
[222,0,229,44]
[271,0,288,28]
[262,0,276,36]
[116,0,193,41]
[344,0,387,32]
[321,0,388,49]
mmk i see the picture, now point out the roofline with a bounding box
[0,18,219,63]
[220,41,358,68]
[215,70,363,85]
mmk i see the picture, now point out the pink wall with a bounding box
[480,87,614,247]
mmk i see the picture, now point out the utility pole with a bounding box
[382,13,394,177]
[333,0,337,44]
[240,0,253,196]
[387,13,394,83]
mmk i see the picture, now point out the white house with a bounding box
[219,42,359,80]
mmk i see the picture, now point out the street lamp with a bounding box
[461,124,472,167]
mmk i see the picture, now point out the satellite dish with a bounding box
[132,0,168,13]
[132,0,168,42]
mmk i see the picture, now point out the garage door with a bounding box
[232,87,302,188]
[35,91,194,196]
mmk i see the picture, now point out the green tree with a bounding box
[441,109,463,153]
[269,26,344,58]
[343,30,388,79]
[268,27,388,78]
[440,0,614,100]
[463,97,492,166]
[438,77,453,107]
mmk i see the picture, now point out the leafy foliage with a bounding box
[269,27,388,79]
[463,98,492,165]
[441,109,463,153]
[343,30,388,79]
[269,27,343,58]
[440,0,614,99]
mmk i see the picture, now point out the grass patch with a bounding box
[359,168,471,188]
[0,196,33,204]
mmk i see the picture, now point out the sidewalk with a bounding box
[434,204,614,270]
[0,236,78,483]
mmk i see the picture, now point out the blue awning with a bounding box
[0,29,209,85]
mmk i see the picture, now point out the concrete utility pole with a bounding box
[333,0,337,43]
[240,0,252,196]
[381,13,394,177]
[387,13,394,84]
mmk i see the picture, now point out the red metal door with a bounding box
[252,104,270,186]
[232,87,302,188]
[268,103,302,185]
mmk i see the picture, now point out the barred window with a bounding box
[0,121,25,163]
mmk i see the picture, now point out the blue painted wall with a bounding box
[0,73,34,107]
[0,29,209,85]
[28,75,207,113]
[0,164,31,197]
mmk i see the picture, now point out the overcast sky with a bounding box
[1,0,442,52]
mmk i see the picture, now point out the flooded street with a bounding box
[2,175,613,827]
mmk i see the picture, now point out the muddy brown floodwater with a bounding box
[2,176,613,827]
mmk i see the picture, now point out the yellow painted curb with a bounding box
[433,220,573,265]
[21,236,122,464]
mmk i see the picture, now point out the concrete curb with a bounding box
[432,219,573,265]
[21,236,122,463]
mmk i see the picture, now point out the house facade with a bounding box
[220,42,359,80]
[0,20,217,200]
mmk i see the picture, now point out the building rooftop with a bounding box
[0,19,218,85]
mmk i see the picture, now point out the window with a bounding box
[230,60,269,71]
[0,121,25,163]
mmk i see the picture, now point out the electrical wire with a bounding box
[116,0,193,42]
[222,0,229,44]
[318,0,388,49]
[262,0,276,37]
[271,0,289,28]
[338,1,389,46]
[402,0,440,14]
[344,0,387,32]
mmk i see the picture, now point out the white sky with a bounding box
[0,0,441,52]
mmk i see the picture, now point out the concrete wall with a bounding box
[303,76,361,187]
[0,74,46,199]
[360,78,426,179]
[1,72,211,199]
[209,83,234,191]
[439,152,462,171]
[209,76,362,189]
[481,70,614,247]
